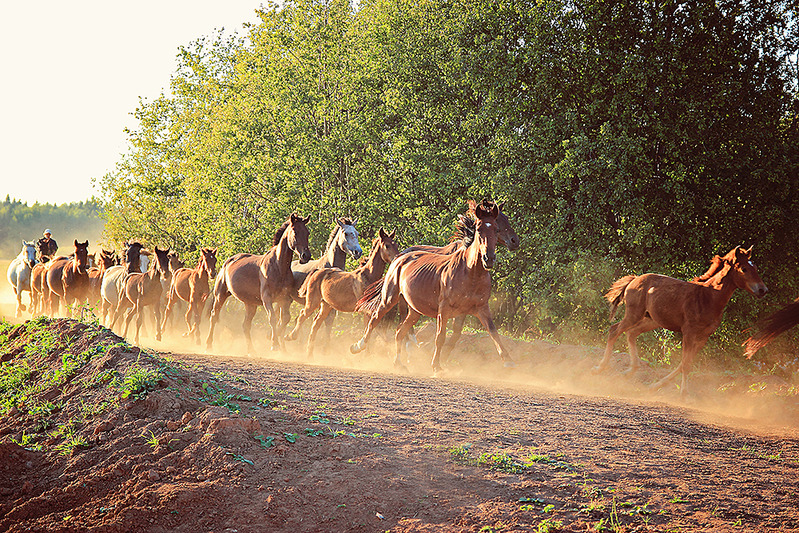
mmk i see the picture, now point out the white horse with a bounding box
[6,241,38,317]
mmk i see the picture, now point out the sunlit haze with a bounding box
[0,1,264,206]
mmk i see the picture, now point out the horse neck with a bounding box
[464,237,487,273]
[325,236,347,269]
[356,247,388,283]
[274,234,297,274]
[195,259,210,283]
[702,267,740,306]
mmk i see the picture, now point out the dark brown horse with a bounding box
[351,202,513,373]
[286,229,399,358]
[45,240,91,316]
[743,297,799,357]
[597,246,768,393]
[116,247,172,345]
[206,213,312,353]
[162,247,218,344]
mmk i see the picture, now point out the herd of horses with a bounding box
[4,199,796,394]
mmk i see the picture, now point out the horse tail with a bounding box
[355,277,384,314]
[743,299,799,358]
[604,275,636,321]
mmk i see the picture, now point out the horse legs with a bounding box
[350,285,402,354]
[307,302,334,359]
[286,297,319,342]
[205,290,230,351]
[276,299,292,351]
[12,286,23,318]
[439,316,466,363]
[475,307,514,368]
[122,305,136,342]
[650,333,707,395]
[242,304,259,355]
[394,308,422,370]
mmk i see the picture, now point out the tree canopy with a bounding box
[98,0,799,355]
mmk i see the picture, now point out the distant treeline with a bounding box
[0,196,105,259]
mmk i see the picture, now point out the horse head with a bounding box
[201,247,218,278]
[153,247,172,281]
[729,246,768,298]
[468,199,520,251]
[288,213,312,264]
[336,217,363,260]
[472,201,500,270]
[168,252,185,272]
[100,249,118,269]
[376,228,399,263]
[123,241,145,273]
[73,240,90,274]
[21,241,37,268]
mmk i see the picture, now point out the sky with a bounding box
[0,1,265,206]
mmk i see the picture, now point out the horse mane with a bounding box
[692,256,729,285]
[325,218,355,250]
[273,220,291,246]
[450,216,476,246]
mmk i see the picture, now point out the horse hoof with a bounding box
[503,360,516,369]
[591,365,606,375]
[350,343,362,354]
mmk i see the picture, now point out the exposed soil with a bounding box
[1,308,798,533]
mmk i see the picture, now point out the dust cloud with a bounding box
[1,282,797,438]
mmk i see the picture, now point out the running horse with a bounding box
[116,246,172,345]
[162,247,218,344]
[6,241,38,317]
[100,241,145,326]
[286,228,399,358]
[30,239,55,315]
[596,246,768,394]
[45,240,91,316]
[206,213,312,353]
[351,201,514,373]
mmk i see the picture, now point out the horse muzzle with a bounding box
[350,248,363,260]
[750,283,768,299]
[298,250,312,264]
[482,254,495,270]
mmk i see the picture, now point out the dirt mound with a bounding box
[1,317,799,532]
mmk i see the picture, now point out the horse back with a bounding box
[625,273,717,332]
[221,254,264,305]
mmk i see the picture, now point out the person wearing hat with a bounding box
[36,228,58,262]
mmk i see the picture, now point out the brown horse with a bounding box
[286,229,399,358]
[743,297,799,357]
[206,213,312,353]
[351,201,513,373]
[45,240,91,316]
[597,246,768,393]
[116,247,172,345]
[162,247,218,344]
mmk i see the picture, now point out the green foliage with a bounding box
[97,0,799,358]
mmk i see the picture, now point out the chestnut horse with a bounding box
[45,240,91,316]
[206,213,312,353]
[597,246,768,393]
[116,247,172,345]
[6,241,38,317]
[286,228,399,358]
[30,240,55,315]
[743,297,799,357]
[351,201,514,373]
[162,247,218,344]
[101,241,145,326]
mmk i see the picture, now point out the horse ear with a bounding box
[82,240,89,247]
[389,230,396,239]
[379,228,387,239]
[351,217,358,226]
[498,200,506,211]
[467,199,477,212]
[303,215,311,224]
[74,239,79,247]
